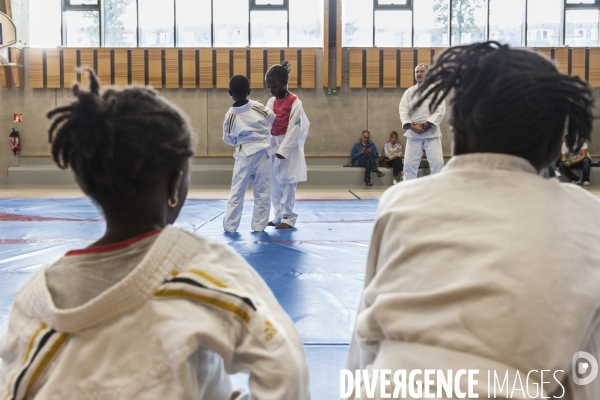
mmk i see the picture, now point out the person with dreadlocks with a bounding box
[265,61,310,229]
[399,63,446,180]
[0,71,308,400]
[346,42,600,399]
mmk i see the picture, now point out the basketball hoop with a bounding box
[0,12,17,49]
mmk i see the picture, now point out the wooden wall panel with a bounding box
[215,49,230,89]
[97,49,112,85]
[148,49,162,88]
[434,47,445,63]
[29,48,44,88]
[267,49,281,70]
[46,49,61,89]
[365,48,379,88]
[400,48,414,89]
[537,47,552,61]
[382,48,397,88]
[554,48,568,73]
[0,66,10,88]
[9,47,24,65]
[79,49,95,87]
[249,49,264,89]
[181,49,196,88]
[301,49,315,88]
[63,49,78,88]
[417,48,431,67]
[131,49,145,85]
[232,49,247,77]
[164,48,179,88]
[571,48,586,80]
[589,48,600,87]
[11,66,24,88]
[348,48,363,88]
[199,49,213,88]
[284,49,298,88]
[113,49,128,87]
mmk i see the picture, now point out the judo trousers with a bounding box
[224,148,271,232]
[403,137,444,180]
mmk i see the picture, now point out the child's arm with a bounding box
[223,113,237,146]
[276,100,310,159]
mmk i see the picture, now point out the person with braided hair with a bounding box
[265,60,310,229]
[346,42,600,399]
[0,71,309,400]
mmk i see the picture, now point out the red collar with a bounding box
[65,229,162,256]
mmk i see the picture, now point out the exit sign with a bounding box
[13,114,23,123]
[327,88,338,95]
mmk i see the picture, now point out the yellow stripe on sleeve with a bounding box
[187,269,227,288]
[155,288,250,323]
[23,333,69,398]
[3,323,47,400]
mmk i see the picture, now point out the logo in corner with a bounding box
[572,351,599,385]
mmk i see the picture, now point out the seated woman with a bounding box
[383,131,404,184]
[346,42,600,399]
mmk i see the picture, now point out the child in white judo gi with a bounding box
[0,70,309,400]
[223,75,275,233]
[265,61,310,229]
[347,42,600,399]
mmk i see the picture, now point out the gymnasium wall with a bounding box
[0,48,599,181]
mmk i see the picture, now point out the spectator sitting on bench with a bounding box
[351,130,385,186]
[383,131,404,185]
[559,140,592,186]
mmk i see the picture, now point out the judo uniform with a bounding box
[347,154,600,399]
[223,99,275,232]
[399,84,446,180]
[266,93,310,227]
[0,226,309,400]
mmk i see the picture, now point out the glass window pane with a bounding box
[250,10,288,47]
[65,10,99,47]
[565,9,600,46]
[29,0,61,47]
[177,0,212,47]
[489,0,523,46]
[375,10,412,47]
[255,0,285,4]
[526,0,560,46]
[289,0,323,47]
[214,0,249,47]
[414,0,449,47]
[342,0,373,46]
[451,0,485,45]
[139,0,174,47]
[377,0,408,5]
[69,0,98,4]
[104,0,137,47]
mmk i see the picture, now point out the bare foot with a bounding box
[276,223,293,229]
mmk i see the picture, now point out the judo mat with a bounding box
[0,197,377,400]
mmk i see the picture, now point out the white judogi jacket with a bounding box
[223,99,276,159]
[266,96,310,184]
[0,226,308,400]
[399,85,445,139]
[347,154,600,400]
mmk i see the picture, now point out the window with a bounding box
[566,9,600,45]
[104,0,137,47]
[176,0,212,47]
[289,0,323,47]
[250,0,288,47]
[451,0,486,45]
[489,0,524,46]
[62,0,100,47]
[342,0,373,46]
[526,0,560,46]
[415,0,449,47]
[29,0,61,47]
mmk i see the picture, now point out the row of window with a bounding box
[29,0,600,48]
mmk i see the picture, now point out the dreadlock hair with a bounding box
[415,41,594,169]
[229,75,250,98]
[265,60,292,85]
[47,69,195,203]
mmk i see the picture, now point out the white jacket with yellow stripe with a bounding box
[0,226,308,400]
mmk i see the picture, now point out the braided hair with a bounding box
[415,41,594,168]
[47,70,195,202]
[265,60,292,85]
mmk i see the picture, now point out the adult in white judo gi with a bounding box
[399,64,446,180]
[265,61,310,229]
[346,42,600,399]
[223,75,275,232]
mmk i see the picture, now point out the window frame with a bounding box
[249,0,290,46]
[564,0,600,44]
[373,0,413,46]
[61,0,102,46]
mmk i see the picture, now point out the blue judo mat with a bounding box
[0,198,378,400]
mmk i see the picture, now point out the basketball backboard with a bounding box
[0,12,17,49]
